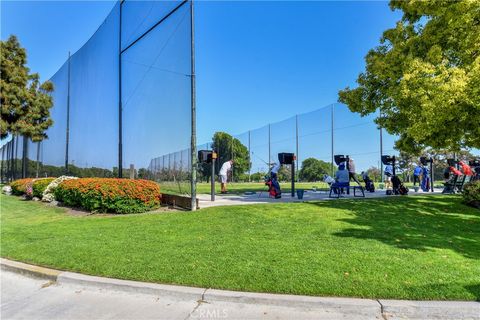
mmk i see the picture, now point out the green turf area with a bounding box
[1,194,479,300]
[159,181,443,195]
[161,181,330,195]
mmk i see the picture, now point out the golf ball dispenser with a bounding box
[334,154,352,172]
[381,155,396,176]
[198,150,217,201]
[278,152,296,197]
[420,156,434,192]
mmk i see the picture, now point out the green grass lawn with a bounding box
[161,181,332,195]
[159,181,442,195]
[1,194,479,300]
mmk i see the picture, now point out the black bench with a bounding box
[329,183,365,198]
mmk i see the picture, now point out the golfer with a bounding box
[413,164,422,186]
[270,162,281,194]
[219,160,234,194]
[348,158,360,185]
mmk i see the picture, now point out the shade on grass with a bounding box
[1,194,478,300]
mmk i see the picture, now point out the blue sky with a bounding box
[1,1,403,171]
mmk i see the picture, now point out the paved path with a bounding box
[2,259,479,320]
[1,271,377,320]
[198,188,445,208]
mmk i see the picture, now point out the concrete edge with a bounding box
[57,271,205,301]
[1,258,61,281]
[378,299,480,319]
[204,288,380,312]
[2,258,479,316]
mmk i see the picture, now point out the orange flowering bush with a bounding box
[10,178,35,196]
[54,178,161,214]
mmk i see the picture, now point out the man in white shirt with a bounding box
[219,160,234,194]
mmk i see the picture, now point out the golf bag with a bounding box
[363,176,375,193]
[265,176,281,199]
[392,175,408,195]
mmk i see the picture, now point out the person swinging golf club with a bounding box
[219,160,234,194]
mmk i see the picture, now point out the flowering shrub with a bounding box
[42,176,78,202]
[463,180,480,209]
[32,178,55,198]
[10,178,35,196]
[54,178,161,214]
[10,178,56,198]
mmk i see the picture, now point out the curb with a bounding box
[1,258,61,281]
[2,258,479,319]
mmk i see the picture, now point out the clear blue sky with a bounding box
[1,1,404,171]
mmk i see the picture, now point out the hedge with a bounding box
[463,180,480,208]
[54,178,161,214]
[10,178,35,196]
[32,178,56,198]
[10,178,56,198]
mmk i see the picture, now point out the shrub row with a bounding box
[54,178,161,214]
[10,178,56,198]
[32,178,56,198]
[10,178,34,196]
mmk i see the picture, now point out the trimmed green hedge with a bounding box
[463,180,480,208]
[32,178,55,198]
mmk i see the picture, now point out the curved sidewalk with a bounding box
[1,258,479,320]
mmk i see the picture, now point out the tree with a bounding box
[299,158,331,182]
[208,132,250,181]
[1,35,29,139]
[277,165,292,182]
[20,73,54,142]
[1,35,53,139]
[338,1,480,154]
[1,35,54,178]
[365,167,381,182]
[397,151,418,182]
[250,171,266,182]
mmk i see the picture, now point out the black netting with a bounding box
[14,0,194,195]
[40,61,69,177]
[122,1,191,193]
[68,3,120,177]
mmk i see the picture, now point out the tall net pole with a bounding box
[190,0,197,211]
[118,1,123,178]
[331,104,334,176]
[65,51,71,173]
[379,108,383,182]
[295,114,299,181]
[248,130,251,182]
[268,123,271,165]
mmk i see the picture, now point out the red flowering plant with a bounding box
[54,178,161,214]
[10,178,56,198]
[10,178,35,196]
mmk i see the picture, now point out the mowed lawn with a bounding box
[1,194,479,300]
[161,181,331,195]
[160,181,440,195]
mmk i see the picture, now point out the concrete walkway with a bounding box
[1,259,478,320]
[198,187,445,208]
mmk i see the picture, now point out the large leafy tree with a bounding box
[338,0,480,154]
[202,132,250,181]
[0,35,54,140]
[1,35,29,139]
[299,157,331,182]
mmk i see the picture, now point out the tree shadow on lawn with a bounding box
[309,196,480,260]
